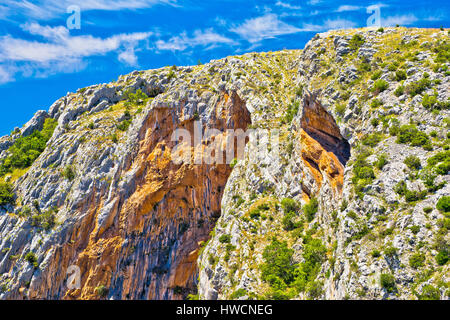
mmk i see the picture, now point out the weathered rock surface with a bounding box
[0,27,449,300]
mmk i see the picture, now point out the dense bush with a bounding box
[31,207,57,231]
[394,85,405,97]
[395,70,407,81]
[370,98,383,108]
[375,153,388,169]
[362,133,383,147]
[380,273,396,293]
[349,34,365,51]
[0,181,14,208]
[219,234,231,244]
[95,285,109,298]
[409,252,426,269]
[303,197,319,222]
[25,252,38,268]
[371,70,382,80]
[0,118,57,176]
[293,239,327,295]
[63,165,76,181]
[371,79,389,93]
[435,250,449,265]
[261,238,326,299]
[395,125,432,150]
[281,198,298,214]
[436,196,450,212]
[123,89,148,107]
[427,151,450,175]
[284,101,300,124]
[419,285,441,300]
[404,155,421,170]
[406,78,431,97]
[352,151,375,198]
[229,288,247,299]
[261,239,296,288]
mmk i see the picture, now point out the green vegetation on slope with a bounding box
[0,118,57,177]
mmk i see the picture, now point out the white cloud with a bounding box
[0,0,177,20]
[118,45,140,66]
[382,14,418,26]
[336,5,362,12]
[275,1,301,10]
[230,14,301,43]
[300,19,357,32]
[0,65,12,84]
[0,22,152,83]
[156,29,235,51]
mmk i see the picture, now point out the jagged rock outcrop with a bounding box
[0,27,449,300]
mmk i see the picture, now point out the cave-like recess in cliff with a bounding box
[301,93,351,165]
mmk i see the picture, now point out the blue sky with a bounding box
[0,0,448,136]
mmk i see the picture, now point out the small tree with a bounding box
[437,196,450,212]
[303,197,319,222]
[0,182,14,208]
[380,273,396,293]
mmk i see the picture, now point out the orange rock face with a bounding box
[298,93,350,196]
[26,90,251,300]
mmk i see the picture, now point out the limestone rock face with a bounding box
[1,27,449,300]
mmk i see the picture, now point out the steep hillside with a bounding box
[0,27,449,300]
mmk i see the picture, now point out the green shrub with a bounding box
[284,101,300,124]
[395,70,407,81]
[375,153,388,169]
[371,79,389,93]
[335,103,346,115]
[0,182,15,208]
[230,158,238,169]
[25,252,38,267]
[0,118,57,176]
[422,93,438,109]
[394,85,405,97]
[410,225,421,234]
[371,250,381,258]
[108,133,117,144]
[362,133,383,147]
[219,234,231,244]
[384,245,398,258]
[117,119,132,131]
[293,239,327,293]
[281,198,298,214]
[396,125,432,150]
[380,273,396,293]
[352,152,375,197]
[303,197,319,222]
[405,189,427,202]
[62,165,75,181]
[95,285,109,298]
[419,285,441,300]
[406,78,431,97]
[31,207,57,231]
[435,250,449,265]
[349,34,365,51]
[371,70,382,80]
[423,206,433,214]
[437,196,450,212]
[370,98,383,108]
[409,252,426,269]
[404,155,421,170]
[229,288,247,299]
[261,239,296,287]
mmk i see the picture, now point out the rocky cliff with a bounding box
[0,27,449,300]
